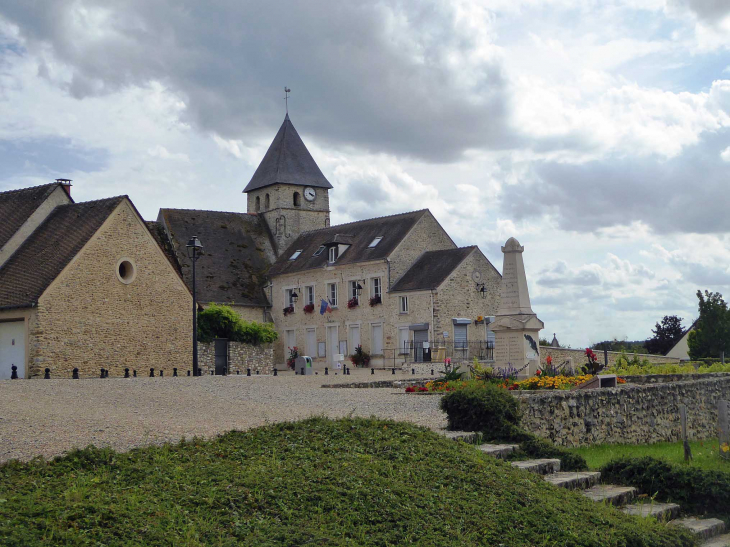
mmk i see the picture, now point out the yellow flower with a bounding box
[722,443,729,453]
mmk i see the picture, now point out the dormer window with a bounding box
[289,249,303,260]
[328,246,339,263]
[313,246,325,257]
[368,236,383,248]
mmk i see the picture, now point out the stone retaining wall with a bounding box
[540,346,680,370]
[623,372,730,384]
[517,376,730,447]
[199,341,274,375]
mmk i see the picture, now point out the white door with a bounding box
[326,325,339,366]
[349,325,361,354]
[305,328,317,358]
[371,323,383,355]
[0,321,25,379]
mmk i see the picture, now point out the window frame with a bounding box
[285,288,296,308]
[313,245,325,257]
[289,249,302,261]
[349,280,359,300]
[305,285,315,306]
[327,282,339,308]
[371,277,382,298]
[328,246,338,263]
[399,296,409,314]
[398,326,410,354]
[368,236,383,248]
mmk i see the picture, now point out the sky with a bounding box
[0,0,729,348]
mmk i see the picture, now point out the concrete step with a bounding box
[510,458,561,475]
[670,518,726,541]
[440,431,479,443]
[544,471,601,490]
[702,533,730,547]
[621,502,680,521]
[582,485,637,506]
[477,444,519,459]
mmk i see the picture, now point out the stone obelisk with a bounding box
[488,237,544,377]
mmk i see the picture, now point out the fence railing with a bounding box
[372,341,494,366]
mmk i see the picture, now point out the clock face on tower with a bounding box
[304,187,316,201]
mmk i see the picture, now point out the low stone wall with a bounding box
[623,372,730,384]
[517,376,730,447]
[540,346,680,369]
[199,341,274,375]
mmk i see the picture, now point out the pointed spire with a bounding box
[243,115,333,193]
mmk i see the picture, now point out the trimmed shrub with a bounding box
[197,304,278,345]
[439,384,523,439]
[600,457,730,515]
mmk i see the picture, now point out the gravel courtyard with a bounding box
[0,372,446,464]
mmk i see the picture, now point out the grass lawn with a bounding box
[569,438,730,474]
[0,417,696,547]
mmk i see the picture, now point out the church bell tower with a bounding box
[243,113,332,256]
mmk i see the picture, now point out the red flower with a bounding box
[405,386,415,393]
[536,369,542,376]
[418,386,428,392]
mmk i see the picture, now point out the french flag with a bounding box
[319,298,332,315]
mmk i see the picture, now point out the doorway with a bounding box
[0,321,25,379]
[214,338,228,375]
[326,325,339,366]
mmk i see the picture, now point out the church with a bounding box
[154,114,503,368]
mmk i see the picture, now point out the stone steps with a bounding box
[670,518,726,541]
[544,471,601,490]
[440,430,479,443]
[702,533,730,547]
[581,485,637,506]
[621,502,680,521]
[477,443,519,459]
[510,458,561,475]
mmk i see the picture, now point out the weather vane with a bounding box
[284,87,291,114]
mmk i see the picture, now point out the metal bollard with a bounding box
[431,369,434,376]
[211,370,214,375]
[236,370,240,375]
[392,368,396,375]
[273,368,278,376]
[173,368,178,377]
[44,368,50,379]
[412,368,415,375]
[159,370,163,377]
[247,368,251,376]
[100,368,105,379]
[187,370,191,376]
[256,370,260,375]
[124,368,130,378]
[10,365,18,379]
[72,367,79,379]
[346,367,350,375]
[149,368,154,377]
[371,368,374,375]
[105,369,110,378]
[133,369,137,377]
[325,367,328,375]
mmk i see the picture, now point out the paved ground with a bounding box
[0,370,446,464]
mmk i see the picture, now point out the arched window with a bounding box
[265,194,270,209]
[293,192,301,207]
[255,196,260,212]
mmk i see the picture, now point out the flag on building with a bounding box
[319,298,331,315]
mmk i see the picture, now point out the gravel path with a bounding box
[0,372,447,464]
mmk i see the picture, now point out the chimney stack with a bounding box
[55,178,72,197]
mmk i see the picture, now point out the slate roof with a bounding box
[0,183,71,250]
[243,114,333,192]
[158,209,275,307]
[0,196,125,309]
[268,210,429,277]
[145,221,182,276]
[390,247,477,292]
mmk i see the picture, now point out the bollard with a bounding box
[371,368,374,375]
[346,367,350,375]
[133,369,137,377]
[72,367,79,379]
[412,368,415,375]
[124,368,130,378]
[211,370,214,375]
[173,368,178,377]
[159,370,163,377]
[150,368,154,377]
[325,367,328,375]
[431,369,434,376]
[247,368,251,376]
[100,368,105,379]
[392,368,396,375]
[236,370,240,375]
[256,370,260,375]
[11,365,18,379]
[273,367,278,376]
[187,370,191,376]
[105,369,109,378]
[44,368,50,379]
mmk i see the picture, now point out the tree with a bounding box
[687,290,730,360]
[644,315,684,355]
[197,304,278,345]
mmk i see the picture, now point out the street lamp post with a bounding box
[186,236,203,376]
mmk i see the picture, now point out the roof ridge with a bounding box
[274,115,288,183]
[0,182,58,196]
[58,195,127,207]
[297,209,429,237]
[160,207,253,216]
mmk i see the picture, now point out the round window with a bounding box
[116,258,137,284]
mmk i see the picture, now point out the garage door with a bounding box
[0,321,25,379]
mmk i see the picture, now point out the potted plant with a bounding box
[347,297,358,309]
[303,303,315,314]
[350,345,371,367]
[369,295,382,307]
[286,346,299,370]
[283,305,294,316]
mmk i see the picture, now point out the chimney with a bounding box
[55,178,72,197]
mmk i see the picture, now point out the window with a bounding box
[349,280,359,300]
[116,258,137,284]
[313,245,325,257]
[286,329,296,350]
[293,192,301,207]
[368,236,383,248]
[328,246,339,263]
[285,289,297,307]
[327,282,338,307]
[305,285,315,306]
[265,194,270,208]
[371,277,382,298]
[289,249,302,260]
[399,296,409,314]
[398,327,410,354]
[255,196,260,212]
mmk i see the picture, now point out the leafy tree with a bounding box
[197,304,278,345]
[687,290,730,360]
[591,339,646,353]
[644,315,684,355]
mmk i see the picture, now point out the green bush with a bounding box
[440,385,588,471]
[600,456,730,515]
[197,304,278,345]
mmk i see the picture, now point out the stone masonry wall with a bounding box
[517,376,730,447]
[540,346,681,370]
[198,341,274,375]
[29,200,192,378]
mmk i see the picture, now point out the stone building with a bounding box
[0,182,192,379]
[156,114,503,369]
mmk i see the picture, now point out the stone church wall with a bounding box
[517,376,730,447]
[198,341,274,375]
[28,200,192,378]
